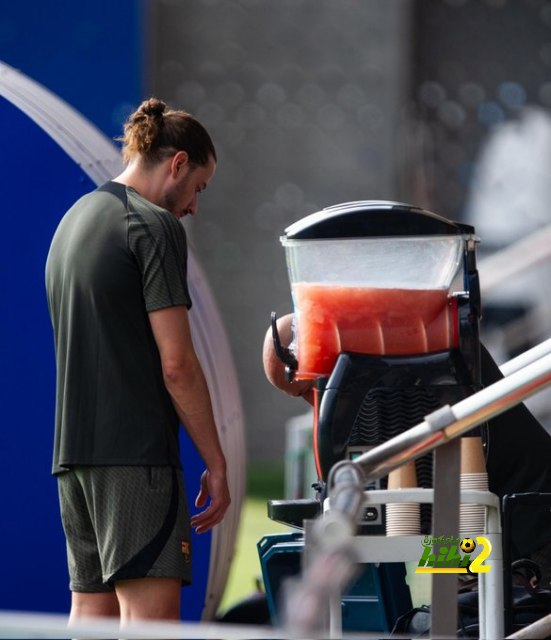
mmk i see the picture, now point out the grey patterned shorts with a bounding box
[58,466,192,593]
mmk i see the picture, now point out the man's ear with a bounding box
[170,150,190,178]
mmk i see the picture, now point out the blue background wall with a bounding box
[0,0,144,614]
[0,0,144,138]
[0,98,99,614]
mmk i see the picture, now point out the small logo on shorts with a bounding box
[181,541,191,563]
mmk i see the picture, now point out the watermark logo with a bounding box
[415,535,492,574]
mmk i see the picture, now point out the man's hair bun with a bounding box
[139,98,167,121]
[118,97,216,167]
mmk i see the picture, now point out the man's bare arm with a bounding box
[149,305,230,533]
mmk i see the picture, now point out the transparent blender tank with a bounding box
[281,201,476,379]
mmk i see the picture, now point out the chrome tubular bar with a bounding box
[351,351,551,485]
[500,335,551,377]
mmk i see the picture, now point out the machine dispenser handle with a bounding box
[271,311,298,382]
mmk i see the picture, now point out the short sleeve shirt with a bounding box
[45,182,192,474]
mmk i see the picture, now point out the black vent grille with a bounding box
[350,388,442,445]
[350,388,442,533]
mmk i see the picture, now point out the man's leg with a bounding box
[115,577,181,622]
[68,591,120,624]
[59,469,120,626]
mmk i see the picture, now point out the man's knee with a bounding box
[69,591,120,621]
[116,577,181,622]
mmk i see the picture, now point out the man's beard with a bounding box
[162,171,191,216]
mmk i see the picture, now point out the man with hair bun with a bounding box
[46,98,230,624]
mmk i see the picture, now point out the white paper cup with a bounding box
[459,470,487,537]
[386,503,421,536]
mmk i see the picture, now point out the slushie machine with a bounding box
[259,200,486,632]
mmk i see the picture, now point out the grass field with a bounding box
[218,463,289,615]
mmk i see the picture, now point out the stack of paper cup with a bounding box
[386,461,421,536]
[459,436,488,537]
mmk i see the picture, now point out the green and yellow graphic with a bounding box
[415,536,492,574]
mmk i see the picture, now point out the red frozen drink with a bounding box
[292,283,452,378]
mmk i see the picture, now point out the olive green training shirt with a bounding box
[45,181,192,474]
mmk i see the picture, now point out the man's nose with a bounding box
[188,194,198,216]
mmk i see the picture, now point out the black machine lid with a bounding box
[283,200,475,240]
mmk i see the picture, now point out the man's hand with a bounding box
[191,468,231,534]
